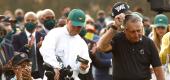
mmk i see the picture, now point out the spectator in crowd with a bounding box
[149,14,168,53]
[3,10,16,34]
[94,25,112,80]
[11,52,32,80]
[61,7,71,18]
[0,15,13,34]
[39,9,56,37]
[86,14,95,26]
[57,17,66,27]
[3,10,14,20]
[12,11,44,79]
[14,8,25,30]
[159,20,170,77]
[159,29,170,77]
[143,16,151,36]
[36,10,44,32]
[97,3,164,79]
[0,21,14,79]
[95,10,106,34]
[40,9,92,80]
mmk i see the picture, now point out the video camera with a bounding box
[43,63,55,80]
[43,63,74,80]
[43,55,89,80]
[60,65,74,80]
[76,55,89,65]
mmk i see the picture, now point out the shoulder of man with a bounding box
[52,27,64,32]
[47,27,64,35]
[12,31,25,40]
[112,32,124,41]
[142,35,153,42]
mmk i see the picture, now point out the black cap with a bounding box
[12,52,30,66]
[112,2,130,18]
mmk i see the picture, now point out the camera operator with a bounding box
[40,9,91,80]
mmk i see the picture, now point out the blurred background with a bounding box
[0,0,170,21]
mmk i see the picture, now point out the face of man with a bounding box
[67,20,82,36]
[42,11,55,30]
[25,15,37,24]
[0,24,7,43]
[97,13,105,23]
[42,12,55,21]
[124,21,143,43]
[1,22,12,33]
[24,15,37,33]
[144,20,150,25]
[16,12,24,22]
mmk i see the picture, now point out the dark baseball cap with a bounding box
[112,2,130,18]
[12,52,30,66]
[68,9,86,27]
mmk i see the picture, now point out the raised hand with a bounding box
[21,67,32,80]
[114,13,125,28]
[37,37,43,48]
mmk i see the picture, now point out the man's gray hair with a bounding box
[123,13,143,27]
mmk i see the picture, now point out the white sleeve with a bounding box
[78,40,92,74]
[40,29,61,69]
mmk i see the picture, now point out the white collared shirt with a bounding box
[40,25,91,74]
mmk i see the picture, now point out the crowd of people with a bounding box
[0,1,170,80]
